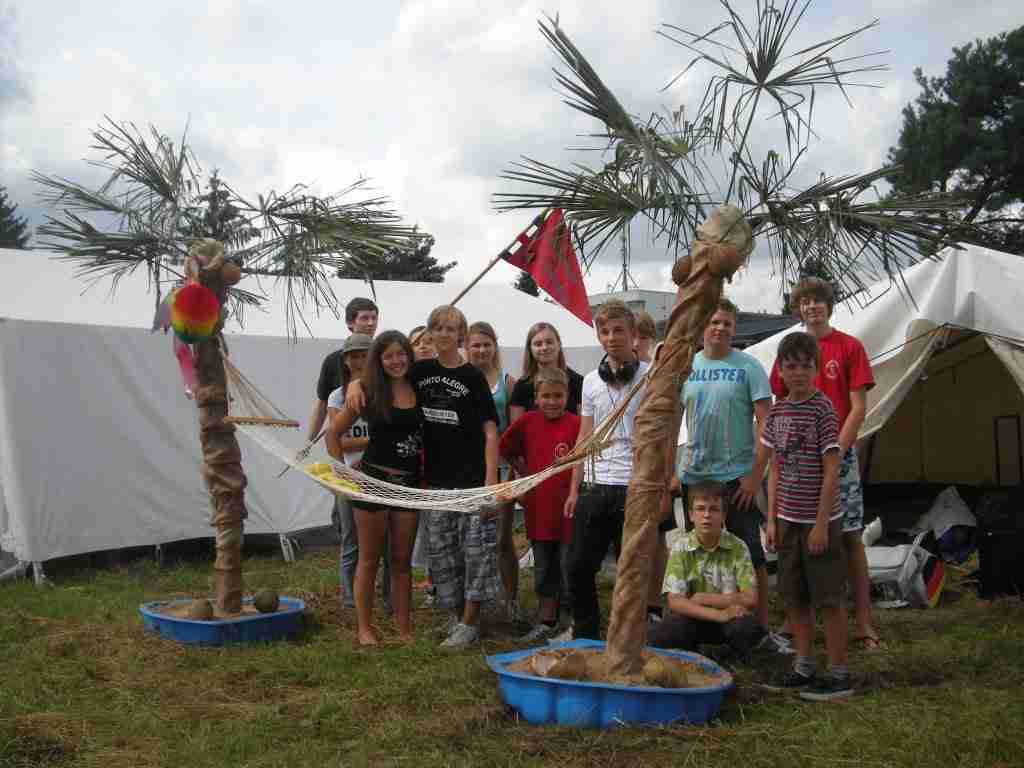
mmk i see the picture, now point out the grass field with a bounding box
[2,544,1023,768]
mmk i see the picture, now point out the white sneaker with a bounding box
[520,623,556,643]
[758,631,796,655]
[440,622,480,650]
[548,626,574,644]
[436,615,459,638]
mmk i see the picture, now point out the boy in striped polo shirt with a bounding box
[762,332,851,701]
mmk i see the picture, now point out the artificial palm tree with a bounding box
[496,1,988,679]
[34,119,425,613]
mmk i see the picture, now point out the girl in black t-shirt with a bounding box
[509,322,585,423]
[331,331,422,646]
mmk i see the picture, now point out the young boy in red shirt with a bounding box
[499,367,581,642]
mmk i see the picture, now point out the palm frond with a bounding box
[748,166,986,297]
[494,17,719,259]
[33,120,426,339]
[496,4,978,302]
[660,0,886,197]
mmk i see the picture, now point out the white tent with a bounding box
[0,248,602,576]
[740,244,1024,487]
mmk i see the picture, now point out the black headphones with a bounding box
[597,353,640,385]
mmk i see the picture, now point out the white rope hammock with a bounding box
[222,352,654,514]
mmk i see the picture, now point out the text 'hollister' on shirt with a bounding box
[580,360,649,486]
[679,349,771,485]
[409,359,498,489]
[760,390,841,524]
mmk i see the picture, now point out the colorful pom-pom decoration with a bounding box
[169,282,221,343]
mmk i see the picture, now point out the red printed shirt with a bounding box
[761,391,841,524]
[499,411,580,542]
[770,328,874,431]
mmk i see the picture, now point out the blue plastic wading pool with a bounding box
[486,639,733,728]
[139,597,305,646]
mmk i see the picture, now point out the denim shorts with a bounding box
[838,448,865,533]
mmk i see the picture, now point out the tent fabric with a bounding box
[0,248,602,565]
[733,245,1024,487]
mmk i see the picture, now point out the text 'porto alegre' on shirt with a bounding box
[760,390,841,524]
[769,328,875,431]
[409,359,498,489]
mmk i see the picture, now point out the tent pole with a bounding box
[32,561,49,586]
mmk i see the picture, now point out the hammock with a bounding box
[221,352,653,514]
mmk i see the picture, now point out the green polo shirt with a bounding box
[662,529,755,598]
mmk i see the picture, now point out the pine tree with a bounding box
[887,27,1024,253]
[336,231,455,282]
[513,271,540,296]
[0,186,30,249]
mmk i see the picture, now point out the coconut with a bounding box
[221,261,242,286]
[642,654,697,688]
[187,598,214,620]
[253,589,280,613]
[546,650,588,681]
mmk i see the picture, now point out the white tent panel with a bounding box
[0,248,602,564]
[0,248,600,346]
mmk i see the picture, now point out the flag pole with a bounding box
[449,208,551,307]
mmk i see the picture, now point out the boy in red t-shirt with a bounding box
[769,277,880,650]
[499,367,581,643]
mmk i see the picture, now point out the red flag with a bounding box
[502,209,593,327]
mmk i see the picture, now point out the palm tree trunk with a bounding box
[192,250,247,614]
[605,210,751,678]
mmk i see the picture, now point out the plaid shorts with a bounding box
[427,509,499,609]
[838,448,864,533]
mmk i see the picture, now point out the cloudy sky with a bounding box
[2,0,1021,315]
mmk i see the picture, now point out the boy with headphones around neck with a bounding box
[560,299,649,641]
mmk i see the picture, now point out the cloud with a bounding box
[2,0,1020,315]
[0,5,29,119]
